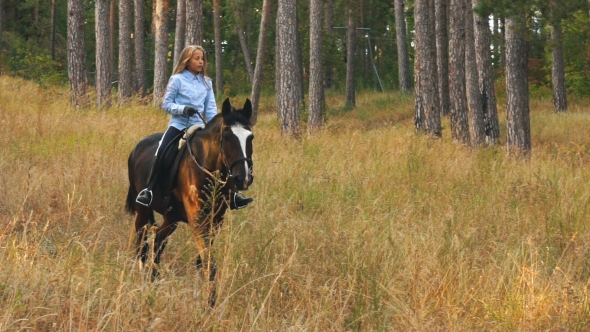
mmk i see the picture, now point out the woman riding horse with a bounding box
[135,45,253,210]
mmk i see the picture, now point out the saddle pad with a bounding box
[178,125,204,150]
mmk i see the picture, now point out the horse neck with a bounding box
[190,119,226,173]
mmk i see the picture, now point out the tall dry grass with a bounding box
[2,75,590,330]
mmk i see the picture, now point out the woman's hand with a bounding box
[183,106,197,116]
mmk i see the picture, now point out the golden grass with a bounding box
[2,75,590,330]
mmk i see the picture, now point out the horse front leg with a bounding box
[151,217,178,280]
[193,231,217,307]
[134,209,152,267]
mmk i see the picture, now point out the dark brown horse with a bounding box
[125,98,254,306]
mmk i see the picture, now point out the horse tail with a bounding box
[125,184,136,215]
[125,151,137,215]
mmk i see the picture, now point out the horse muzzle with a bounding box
[233,174,254,190]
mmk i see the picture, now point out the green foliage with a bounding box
[3,33,67,86]
[562,10,590,96]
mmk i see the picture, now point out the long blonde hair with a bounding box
[172,45,208,77]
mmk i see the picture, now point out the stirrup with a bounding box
[230,192,253,210]
[136,189,153,207]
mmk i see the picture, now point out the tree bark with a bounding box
[308,0,324,133]
[174,0,186,66]
[472,0,499,144]
[186,0,203,45]
[232,1,254,83]
[110,0,116,76]
[323,0,335,89]
[277,0,301,137]
[551,20,567,112]
[275,18,281,120]
[51,0,57,60]
[464,0,485,146]
[435,0,450,116]
[394,0,411,92]
[236,25,254,83]
[118,0,133,104]
[345,11,356,108]
[67,0,89,108]
[134,0,148,97]
[0,0,3,75]
[250,0,271,125]
[153,0,169,105]
[294,12,305,108]
[414,0,441,136]
[448,0,469,144]
[505,16,531,156]
[213,0,224,97]
[96,0,112,108]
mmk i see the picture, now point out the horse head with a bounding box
[220,98,254,191]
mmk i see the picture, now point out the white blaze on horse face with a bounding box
[231,125,252,176]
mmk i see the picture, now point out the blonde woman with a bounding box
[136,45,253,209]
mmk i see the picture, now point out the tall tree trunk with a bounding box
[134,0,147,96]
[213,0,224,97]
[464,0,485,146]
[435,0,450,116]
[96,0,112,108]
[505,16,531,156]
[448,0,469,144]
[186,0,203,45]
[277,0,301,137]
[250,0,271,124]
[345,11,356,108]
[275,19,282,120]
[118,0,133,104]
[153,0,169,105]
[67,0,89,108]
[174,0,186,66]
[236,25,254,83]
[472,0,499,144]
[110,0,116,77]
[295,12,305,109]
[414,0,441,136]
[551,19,567,112]
[394,0,411,92]
[500,16,506,69]
[232,1,254,83]
[51,0,57,60]
[308,0,324,133]
[0,0,3,75]
[323,0,335,89]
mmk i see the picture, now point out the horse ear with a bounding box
[222,98,232,117]
[242,99,252,120]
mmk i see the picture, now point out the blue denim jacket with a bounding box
[162,70,218,130]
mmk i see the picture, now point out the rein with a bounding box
[184,115,227,185]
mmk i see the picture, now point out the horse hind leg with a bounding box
[151,217,179,280]
[134,207,155,266]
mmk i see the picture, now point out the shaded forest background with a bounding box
[2,0,590,97]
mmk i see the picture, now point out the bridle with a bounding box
[184,115,252,183]
[219,125,254,177]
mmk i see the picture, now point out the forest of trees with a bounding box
[1,0,590,151]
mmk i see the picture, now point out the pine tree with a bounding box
[276,0,301,137]
[67,0,89,107]
[96,0,112,108]
[308,0,325,133]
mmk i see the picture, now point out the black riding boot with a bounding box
[136,156,160,207]
[230,191,253,210]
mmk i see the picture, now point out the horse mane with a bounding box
[196,108,252,138]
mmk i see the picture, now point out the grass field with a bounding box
[2,75,590,330]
